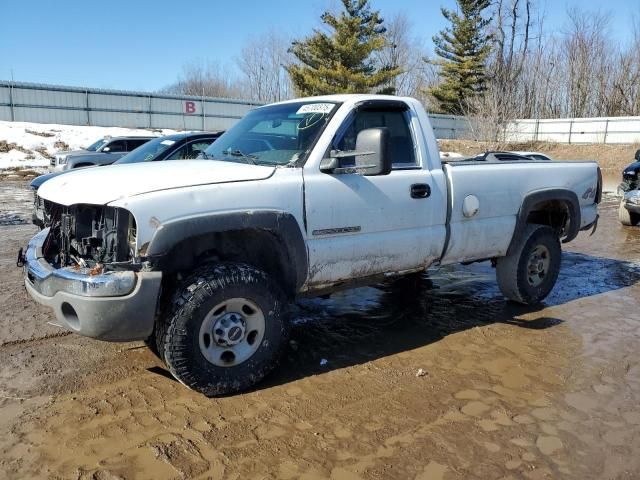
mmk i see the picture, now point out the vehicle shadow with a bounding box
[257,251,640,390]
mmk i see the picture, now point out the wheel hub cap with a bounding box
[527,245,551,287]
[212,313,246,346]
[198,297,266,367]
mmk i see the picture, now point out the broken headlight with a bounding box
[43,204,137,269]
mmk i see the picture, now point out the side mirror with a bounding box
[320,127,392,176]
[354,128,391,175]
[635,149,640,161]
[103,147,111,152]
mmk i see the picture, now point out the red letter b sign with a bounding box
[185,101,196,114]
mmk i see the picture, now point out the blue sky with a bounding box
[0,0,638,92]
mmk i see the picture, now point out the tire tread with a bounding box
[496,224,561,305]
[163,263,288,396]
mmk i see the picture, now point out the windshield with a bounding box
[86,139,109,151]
[116,137,179,164]
[204,101,339,166]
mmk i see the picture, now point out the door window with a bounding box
[190,141,214,157]
[333,108,417,168]
[105,140,126,152]
[166,139,216,160]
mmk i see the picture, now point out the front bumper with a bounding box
[23,228,162,342]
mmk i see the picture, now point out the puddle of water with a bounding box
[0,182,33,227]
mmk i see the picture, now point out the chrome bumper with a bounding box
[23,228,162,342]
[25,229,137,297]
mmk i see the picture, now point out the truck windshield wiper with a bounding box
[222,149,258,165]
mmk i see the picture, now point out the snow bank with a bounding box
[440,151,465,160]
[0,121,178,171]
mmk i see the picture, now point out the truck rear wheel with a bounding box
[618,200,640,226]
[496,224,561,305]
[163,263,289,396]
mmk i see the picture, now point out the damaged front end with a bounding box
[38,198,138,273]
[22,198,162,342]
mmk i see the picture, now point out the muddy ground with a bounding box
[0,181,639,480]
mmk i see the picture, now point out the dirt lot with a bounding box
[1,180,639,479]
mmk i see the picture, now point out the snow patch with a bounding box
[0,121,179,170]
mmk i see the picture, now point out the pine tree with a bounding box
[429,0,492,114]
[287,0,400,96]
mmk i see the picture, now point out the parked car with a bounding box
[619,190,640,226]
[51,136,155,171]
[618,149,640,195]
[464,151,541,162]
[510,151,553,161]
[32,132,223,192]
[22,94,601,396]
[619,151,640,226]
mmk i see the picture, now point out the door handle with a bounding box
[410,183,431,199]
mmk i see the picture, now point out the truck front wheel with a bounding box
[496,224,561,305]
[163,263,289,396]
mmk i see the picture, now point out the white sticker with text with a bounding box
[296,103,335,115]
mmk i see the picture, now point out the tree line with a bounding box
[163,0,640,125]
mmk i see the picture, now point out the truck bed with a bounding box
[439,160,599,265]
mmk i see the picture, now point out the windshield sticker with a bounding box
[160,140,176,145]
[296,103,335,115]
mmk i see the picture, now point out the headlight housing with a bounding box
[43,203,137,268]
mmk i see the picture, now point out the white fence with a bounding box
[0,81,260,131]
[505,117,640,144]
[431,115,640,144]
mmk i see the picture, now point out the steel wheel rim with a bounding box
[198,297,265,367]
[527,245,551,287]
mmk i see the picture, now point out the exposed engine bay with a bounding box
[36,196,136,270]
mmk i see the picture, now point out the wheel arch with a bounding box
[144,211,308,297]
[507,189,581,256]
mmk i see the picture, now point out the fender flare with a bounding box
[145,211,308,291]
[507,189,581,256]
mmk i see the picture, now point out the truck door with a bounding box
[303,101,446,288]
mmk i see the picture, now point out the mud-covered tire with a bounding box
[496,224,561,305]
[618,200,640,226]
[164,263,289,396]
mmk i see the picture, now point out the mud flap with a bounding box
[589,214,599,236]
[16,247,26,268]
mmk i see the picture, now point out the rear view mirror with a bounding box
[635,149,640,161]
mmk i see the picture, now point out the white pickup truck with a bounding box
[23,95,601,395]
